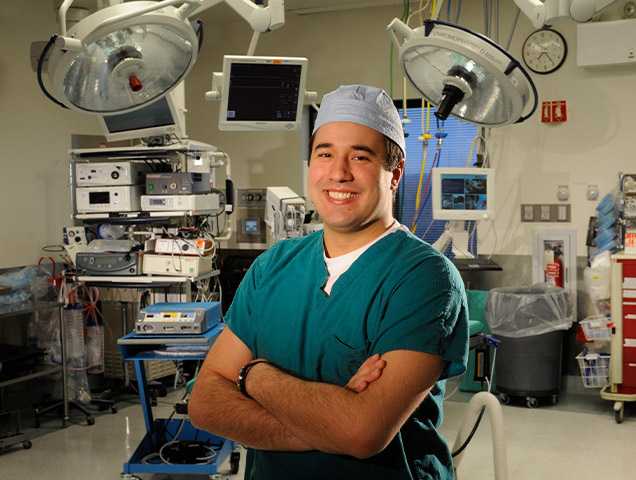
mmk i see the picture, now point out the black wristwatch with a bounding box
[237,360,269,399]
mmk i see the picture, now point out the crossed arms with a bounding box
[188,326,446,459]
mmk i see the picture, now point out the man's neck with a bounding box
[323,218,397,258]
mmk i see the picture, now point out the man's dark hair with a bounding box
[308,133,404,171]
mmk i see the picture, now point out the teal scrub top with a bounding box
[226,229,469,480]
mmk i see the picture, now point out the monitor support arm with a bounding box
[432,221,476,259]
[513,0,619,28]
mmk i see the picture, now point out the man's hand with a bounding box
[345,353,387,393]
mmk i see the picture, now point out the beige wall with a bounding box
[2,0,635,268]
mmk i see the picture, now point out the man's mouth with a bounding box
[327,191,357,200]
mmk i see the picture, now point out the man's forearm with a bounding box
[244,362,393,458]
[188,369,312,452]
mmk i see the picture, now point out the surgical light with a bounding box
[39,0,285,116]
[388,18,538,127]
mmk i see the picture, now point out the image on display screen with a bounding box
[226,63,303,122]
[440,174,488,211]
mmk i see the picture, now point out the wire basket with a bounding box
[579,315,611,341]
[576,350,610,388]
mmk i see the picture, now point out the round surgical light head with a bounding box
[387,19,538,127]
[46,1,198,115]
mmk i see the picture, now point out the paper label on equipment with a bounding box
[623,278,636,288]
[623,289,636,298]
[625,339,636,347]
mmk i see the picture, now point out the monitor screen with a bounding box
[218,55,307,131]
[432,167,495,221]
[97,82,186,142]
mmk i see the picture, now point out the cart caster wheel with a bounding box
[111,405,118,414]
[615,407,624,424]
[526,397,539,409]
[87,416,95,426]
[498,393,511,405]
[230,451,241,474]
[23,440,32,449]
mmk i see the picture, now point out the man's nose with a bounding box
[328,156,354,182]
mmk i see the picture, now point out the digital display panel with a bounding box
[440,174,488,211]
[89,191,110,204]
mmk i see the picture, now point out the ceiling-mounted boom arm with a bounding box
[191,0,284,32]
[514,0,619,28]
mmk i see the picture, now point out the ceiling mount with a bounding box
[388,18,538,127]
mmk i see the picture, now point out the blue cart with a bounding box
[118,324,238,479]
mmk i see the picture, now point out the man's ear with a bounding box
[390,161,405,190]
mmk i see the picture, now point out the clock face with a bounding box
[522,29,568,74]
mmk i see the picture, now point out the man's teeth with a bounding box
[328,191,356,200]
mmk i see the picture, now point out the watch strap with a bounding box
[237,360,269,399]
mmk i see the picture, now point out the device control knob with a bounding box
[247,194,254,201]
[254,194,262,201]
[170,183,177,190]
[111,171,120,179]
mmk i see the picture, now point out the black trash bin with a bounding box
[485,284,572,408]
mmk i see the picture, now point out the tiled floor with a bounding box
[2,376,635,480]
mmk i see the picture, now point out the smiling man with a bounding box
[188,85,469,480]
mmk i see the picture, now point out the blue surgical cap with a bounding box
[312,85,405,154]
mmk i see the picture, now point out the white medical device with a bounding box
[514,0,619,28]
[76,161,151,186]
[142,253,213,277]
[207,55,309,132]
[140,194,220,212]
[76,185,143,213]
[431,168,495,259]
[96,82,187,142]
[265,187,306,245]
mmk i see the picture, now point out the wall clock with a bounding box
[522,29,567,74]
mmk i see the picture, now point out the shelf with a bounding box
[0,300,64,318]
[77,270,219,286]
[118,323,223,361]
[71,140,220,157]
[75,210,221,223]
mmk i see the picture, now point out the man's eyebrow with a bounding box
[313,143,377,156]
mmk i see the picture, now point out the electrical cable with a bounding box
[37,35,69,110]
[451,406,486,457]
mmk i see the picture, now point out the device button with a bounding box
[111,171,120,179]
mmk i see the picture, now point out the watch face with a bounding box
[522,29,568,74]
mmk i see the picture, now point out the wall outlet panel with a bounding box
[521,204,570,222]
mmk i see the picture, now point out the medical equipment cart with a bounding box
[601,253,636,423]
[118,323,238,478]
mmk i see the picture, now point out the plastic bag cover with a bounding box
[484,283,572,337]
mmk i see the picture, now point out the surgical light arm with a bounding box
[54,0,284,56]
[513,0,619,28]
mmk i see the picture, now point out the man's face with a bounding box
[308,121,402,234]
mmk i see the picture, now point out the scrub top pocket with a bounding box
[321,333,371,385]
